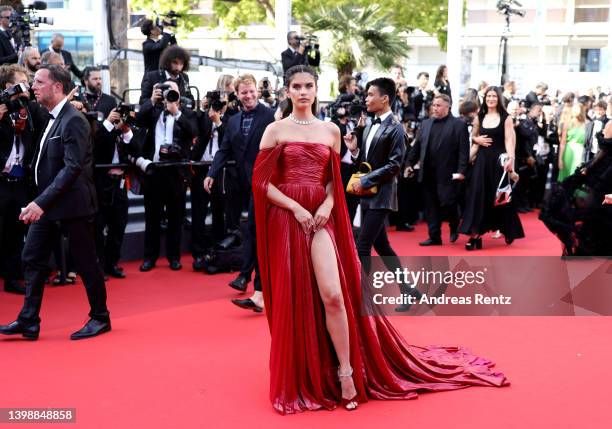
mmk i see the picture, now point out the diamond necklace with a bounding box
[288,114,316,125]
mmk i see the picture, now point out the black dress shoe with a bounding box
[70,319,111,340]
[229,275,248,292]
[419,238,442,246]
[139,260,156,272]
[4,280,26,295]
[231,298,263,313]
[169,260,182,271]
[396,223,415,232]
[192,256,205,272]
[0,320,39,340]
[450,231,459,243]
[105,265,126,279]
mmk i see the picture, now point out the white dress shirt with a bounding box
[2,125,25,173]
[201,122,221,162]
[364,110,392,159]
[102,120,134,164]
[34,97,68,185]
[153,110,182,162]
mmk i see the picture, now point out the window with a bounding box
[574,0,610,22]
[579,48,600,72]
[45,0,66,9]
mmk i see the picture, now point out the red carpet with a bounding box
[1,211,608,428]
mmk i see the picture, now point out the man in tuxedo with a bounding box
[344,77,417,311]
[281,32,307,75]
[407,94,469,246]
[204,74,275,312]
[584,100,609,163]
[141,19,177,74]
[190,103,226,271]
[0,6,18,66]
[0,64,47,294]
[139,45,192,105]
[0,65,110,340]
[49,33,82,80]
[134,80,196,272]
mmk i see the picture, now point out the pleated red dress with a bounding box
[252,142,509,415]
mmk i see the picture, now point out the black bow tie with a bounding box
[373,117,382,125]
[48,112,55,121]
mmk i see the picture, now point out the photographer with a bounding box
[525,82,551,109]
[411,72,434,123]
[135,80,196,272]
[0,6,18,66]
[190,92,227,271]
[281,32,307,75]
[513,102,541,213]
[257,77,275,108]
[0,64,47,294]
[49,33,82,80]
[139,45,192,106]
[18,46,41,83]
[141,18,177,74]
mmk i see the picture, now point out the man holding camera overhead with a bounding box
[135,80,196,272]
[140,17,177,74]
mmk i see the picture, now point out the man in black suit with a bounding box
[407,94,469,246]
[0,65,110,340]
[204,74,275,312]
[281,32,307,75]
[134,80,196,272]
[524,82,550,109]
[0,64,47,294]
[139,45,192,105]
[141,19,176,74]
[49,33,82,80]
[344,78,416,311]
[583,100,609,163]
[190,103,226,271]
[0,6,18,66]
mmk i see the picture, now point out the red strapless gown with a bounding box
[253,142,509,415]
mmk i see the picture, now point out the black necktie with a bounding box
[373,117,382,125]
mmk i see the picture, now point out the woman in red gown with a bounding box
[252,66,509,415]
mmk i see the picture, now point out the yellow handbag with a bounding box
[346,162,378,196]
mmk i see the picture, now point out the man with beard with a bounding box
[19,47,41,83]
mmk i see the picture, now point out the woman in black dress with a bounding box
[434,65,451,100]
[459,86,525,250]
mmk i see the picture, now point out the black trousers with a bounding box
[94,173,129,269]
[18,215,109,325]
[0,179,28,283]
[240,194,261,292]
[190,166,224,258]
[422,179,459,241]
[355,207,402,275]
[143,169,187,262]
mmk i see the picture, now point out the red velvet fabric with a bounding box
[253,142,509,415]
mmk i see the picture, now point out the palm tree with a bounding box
[302,4,409,78]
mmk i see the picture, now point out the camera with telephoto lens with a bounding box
[116,102,140,125]
[0,82,28,112]
[205,90,227,112]
[9,1,53,48]
[158,142,183,161]
[155,10,180,30]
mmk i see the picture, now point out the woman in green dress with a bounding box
[558,103,586,181]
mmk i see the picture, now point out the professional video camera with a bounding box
[205,91,227,112]
[296,34,321,68]
[496,0,525,17]
[329,93,366,121]
[155,10,180,30]
[9,1,54,48]
[116,102,140,125]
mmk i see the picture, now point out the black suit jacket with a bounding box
[583,117,609,162]
[191,111,227,162]
[0,100,48,174]
[281,48,307,73]
[352,114,405,211]
[207,103,275,191]
[0,30,17,65]
[83,92,117,118]
[31,101,97,220]
[408,114,469,206]
[142,33,176,73]
[139,70,192,105]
